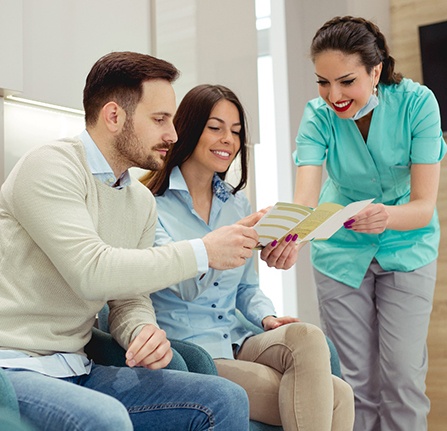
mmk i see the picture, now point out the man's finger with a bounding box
[126,325,158,364]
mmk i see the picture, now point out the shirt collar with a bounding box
[169,166,189,192]
[169,166,231,202]
[212,174,231,203]
[79,129,131,189]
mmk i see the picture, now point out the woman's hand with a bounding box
[262,315,300,331]
[260,234,305,270]
[344,164,441,233]
[343,203,390,234]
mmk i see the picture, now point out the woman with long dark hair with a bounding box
[141,84,354,431]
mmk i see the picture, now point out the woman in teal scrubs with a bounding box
[293,16,446,431]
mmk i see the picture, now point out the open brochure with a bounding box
[254,199,374,247]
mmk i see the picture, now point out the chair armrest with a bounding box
[0,407,36,431]
[250,420,283,431]
[85,327,127,367]
[86,327,189,371]
[325,336,342,378]
[169,339,218,375]
[0,367,20,415]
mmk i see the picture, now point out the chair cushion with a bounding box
[86,327,188,371]
[0,368,19,415]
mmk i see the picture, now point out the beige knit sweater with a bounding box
[0,139,198,357]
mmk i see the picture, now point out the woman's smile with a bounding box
[331,100,353,112]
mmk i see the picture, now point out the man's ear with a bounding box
[102,101,126,133]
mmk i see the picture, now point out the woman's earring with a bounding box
[373,86,378,96]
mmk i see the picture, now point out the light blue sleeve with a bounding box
[235,259,276,328]
[154,220,207,274]
[186,239,208,275]
[234,194,277,327]
[154,218,222,302]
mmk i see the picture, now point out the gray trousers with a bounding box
[314,259,437,431]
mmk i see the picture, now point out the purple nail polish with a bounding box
[271,240,278,247]
[292,234,298,241]
[344,219,354,228]
[285,234,292,242]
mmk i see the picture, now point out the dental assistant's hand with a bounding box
[126,324,173,369]
[343,203,390,234]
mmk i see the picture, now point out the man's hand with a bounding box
[236,207,270,227]
[202,225,259,270]
[262,315,300,331]
[126,324,173,369]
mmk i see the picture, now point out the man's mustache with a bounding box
[153,143,171,152]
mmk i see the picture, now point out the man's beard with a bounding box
[114,118,168,171]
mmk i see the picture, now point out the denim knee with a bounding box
[212,376,249,427]
[219,376,249,408]
[75,399,133,431]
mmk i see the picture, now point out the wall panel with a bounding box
[390,1,447,429]
[21,0,152,109]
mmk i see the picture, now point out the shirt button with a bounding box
[211,304,216,308]
[371,178,377,182]
[218,315,223,319]
[214,282,219,286]
[223,334,228,339]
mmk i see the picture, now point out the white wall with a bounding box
[0,0,24,182]
[0,0,23,96]
[16,0,152,109]
[0,0,154,183]
[0,99,4,182]
[156,0,259,141]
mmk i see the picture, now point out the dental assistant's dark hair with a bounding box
[311,16,403,85]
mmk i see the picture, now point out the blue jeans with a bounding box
[5,364,249,430]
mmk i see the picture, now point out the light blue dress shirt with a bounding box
[81,129,132,189]
[293,78,447,288]
[151,166,276,359]
[0,131,207,376]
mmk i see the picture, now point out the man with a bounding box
[0,51,257,430]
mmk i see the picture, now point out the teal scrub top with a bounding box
[293,78,447,288]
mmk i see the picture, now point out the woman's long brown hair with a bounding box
[140,84,249,196]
